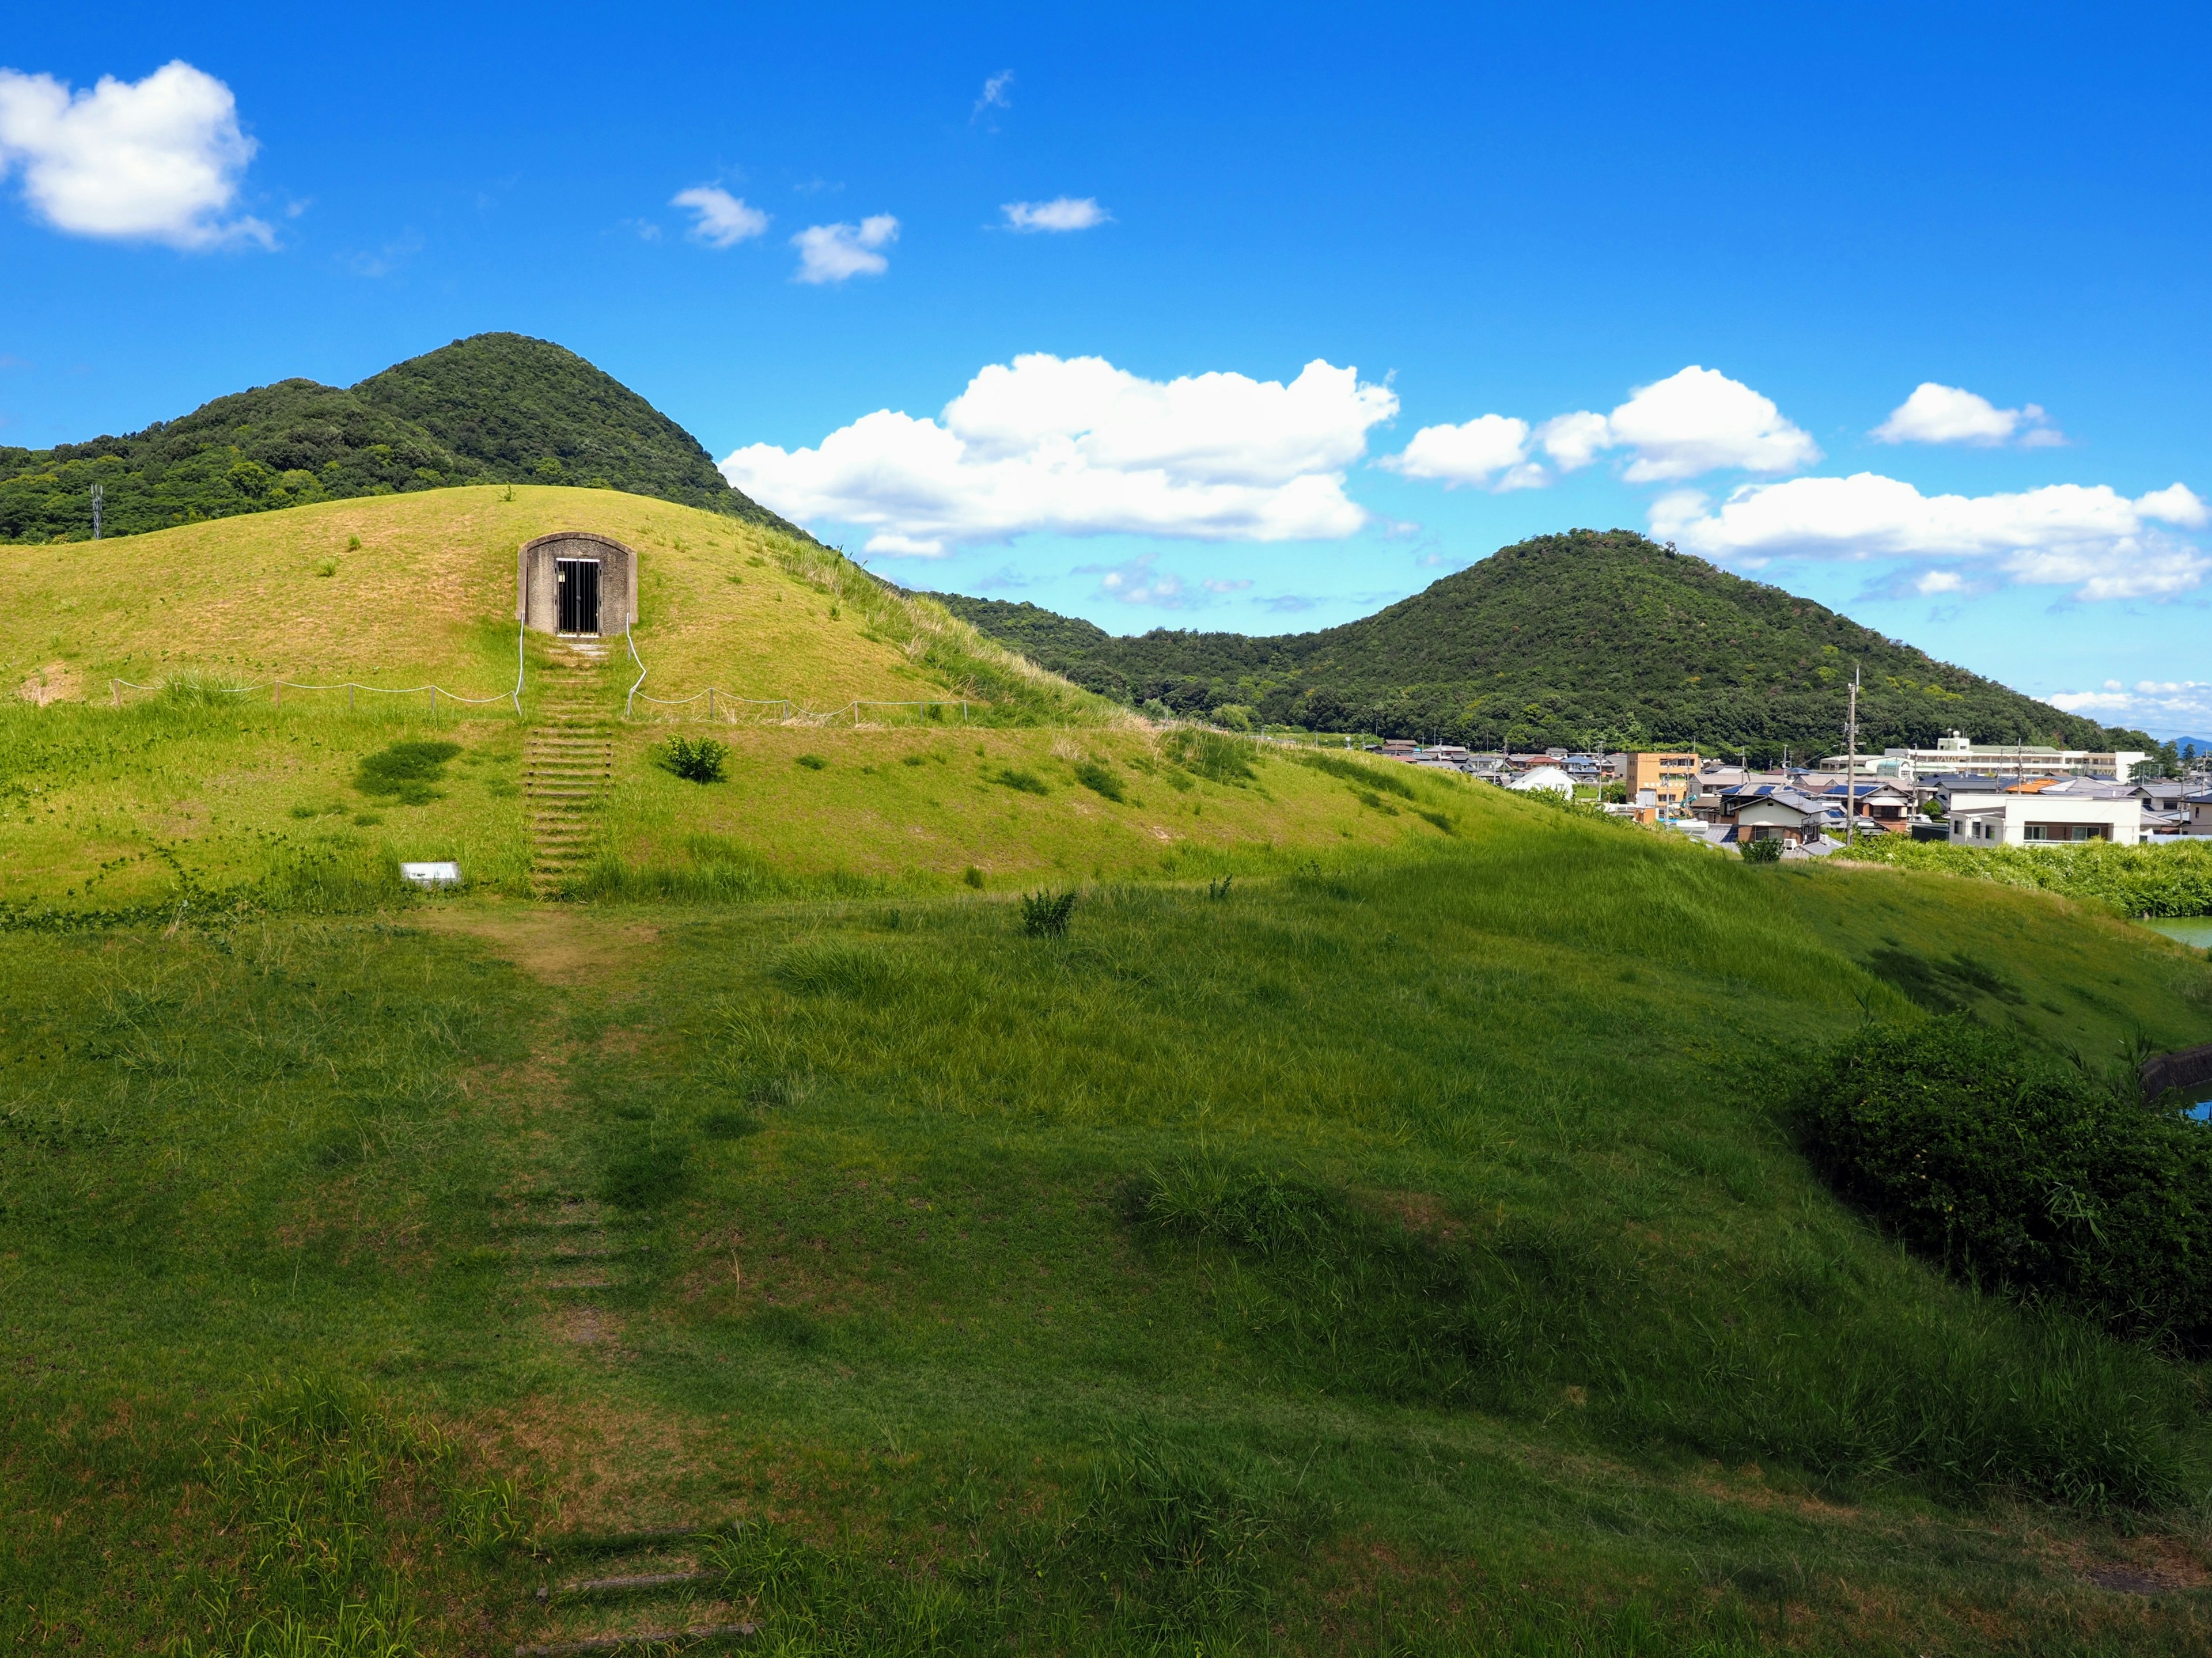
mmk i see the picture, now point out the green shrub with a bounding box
[1166,727,1256,785]
[795,752,828,771]
[963,864,984,889]
[1801,1017,2212,1350]
[991,765,1051,795]
[656,734,728,783]
[1073,758,1126,801]
[1020,889,1077,937]
[1738,836,1783,864]
[353,739,460,806]
[1844,836,2212,917]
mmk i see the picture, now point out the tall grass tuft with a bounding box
[1020,889,1077,937]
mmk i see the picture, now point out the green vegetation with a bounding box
[656,734,729,784]
[0,334,804,543]
[1847,835,2212,917]
[5,821,2212,1653]
[930,529,2136,756]
[1740,837,1784,864]
[1805,1017,2212,1354]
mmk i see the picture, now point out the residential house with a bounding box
[1508,764,1576,798]
[1945,776,2145,845]
[1808,779,1914,833]
[1707,784,1832,847]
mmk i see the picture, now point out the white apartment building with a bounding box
[1947,787,2144,846]
[1823,731,2146,784]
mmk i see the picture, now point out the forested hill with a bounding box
[929,529,2138,758]
[0,333,808,544]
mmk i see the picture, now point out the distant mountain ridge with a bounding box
[928,529,2153,759]
[0,333,809,544]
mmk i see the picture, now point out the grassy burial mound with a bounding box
[933,529,2139,756]
[0,486,1490,910]
[4,824,2212,1653]
[0,333,808,544]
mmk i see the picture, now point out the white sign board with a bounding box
[399,862,463,887]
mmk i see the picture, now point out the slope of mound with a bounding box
[932,529,2126,756]
[0,333,802,543]
[2,484,1512,906]
[0,485,967,707]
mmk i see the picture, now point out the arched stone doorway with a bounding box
[517,531,639,637]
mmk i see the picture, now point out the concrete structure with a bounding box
[1946,779,2145,845]
[1823,730,2146,784]
[518,531,639,638]
[1624,750,1699,822]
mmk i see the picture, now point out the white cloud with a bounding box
[1379,366,1816,491]
[672,185,767,248]
[0,60,269,249]
[719,352,1399,554]
[1872,381,2064,447]
[974,70,1014,117]
[1652,473,2211,601]
[1379,415,1540,490]
[1605,366,1820,482]
[2047,680,2212,737]
[1535,411,1611,471]
[1002,196,1108,232]
[791,214,897,283]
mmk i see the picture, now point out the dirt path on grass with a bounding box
[414,904,664,987]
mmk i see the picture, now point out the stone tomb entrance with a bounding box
[518,532,639,638]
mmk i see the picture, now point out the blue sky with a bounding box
[2,2,2208,735]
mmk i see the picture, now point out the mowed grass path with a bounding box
[5,823,2212,1654]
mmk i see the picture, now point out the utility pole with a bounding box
[1845,663,1861,850]
[89,483,103,541]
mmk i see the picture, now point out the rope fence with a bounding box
[626,689,972,727]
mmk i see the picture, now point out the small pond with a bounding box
[2143,917,2212,950]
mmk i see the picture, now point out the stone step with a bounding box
[515,1626,757,1658]
[536,1570,721,1603]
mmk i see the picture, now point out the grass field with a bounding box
[5,819,2212,1655]
[9,485,2212,1655]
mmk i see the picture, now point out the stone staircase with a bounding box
[516,1524,757,1656]
[527,643,615,898]
[494,1186,757,1653]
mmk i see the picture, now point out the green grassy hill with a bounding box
[4,828,2210,1655]
[0,333,806,543]
[0,485,1478,908]
[932,529,2138,758]
[6,485,2212,1656]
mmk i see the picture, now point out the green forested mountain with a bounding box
[930,529,2142,758]
[0,333,806,543]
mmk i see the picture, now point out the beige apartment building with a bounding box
[1624,750,1699,822]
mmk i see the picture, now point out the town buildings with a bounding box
[1823,730,2148,784]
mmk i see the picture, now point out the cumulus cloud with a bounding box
[1872,381,2064,447]
[791,214,897,283]
[1651,474,2211,601]
[2048,680,2212,737]
[1378,414,1541,490]
[1002,196,1108,232]
[719,352,1399,555]
[0,60,269,248]
[671,185,767,247]
[1380,366,1817,490]
[1605,366,1821,481]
